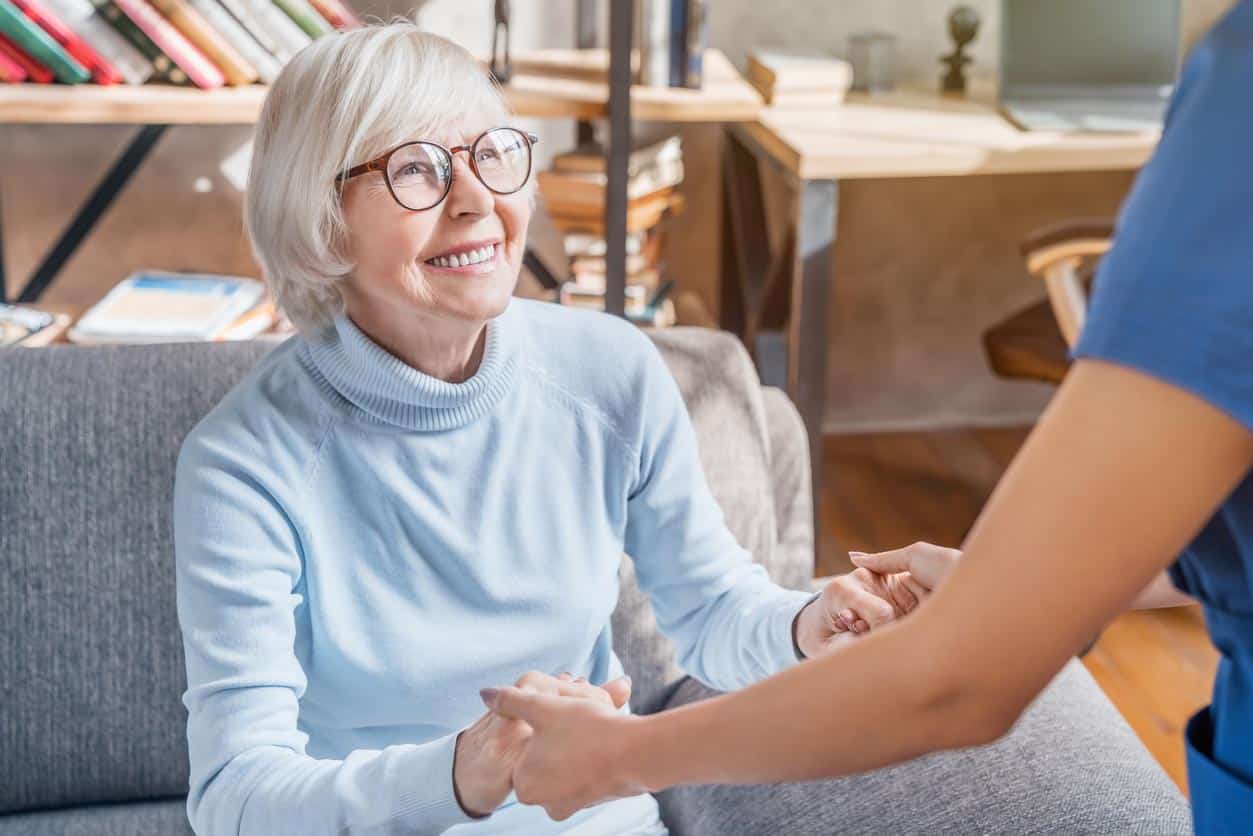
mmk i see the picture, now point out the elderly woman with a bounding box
[173,21,911,836]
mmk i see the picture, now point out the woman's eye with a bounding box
[477,150,501,162]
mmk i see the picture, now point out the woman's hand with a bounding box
[453,671,631,817]
[480,685,645,822]
[850,542,962,592]
[794,566,927,657]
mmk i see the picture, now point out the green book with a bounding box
[88,0,190,85]
[270,0,330,38]
[0,0,91,83]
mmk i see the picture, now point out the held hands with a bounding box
[794,541,963,657]
[471,541,964,821]
[453,671,631,817]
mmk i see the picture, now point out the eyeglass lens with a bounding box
[386,128,531,211]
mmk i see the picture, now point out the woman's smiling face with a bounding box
[338,119,533,327]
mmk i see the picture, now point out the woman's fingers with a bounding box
[601,675,632,709]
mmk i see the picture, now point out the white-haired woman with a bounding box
[173,21,911,836]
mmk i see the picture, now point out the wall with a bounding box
[1,0,1236,431]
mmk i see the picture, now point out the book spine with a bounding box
[185,0,278,82]
[305,0,355,28]
[0,30,51,79]
[270,0,329,38]
[214,0,282,59]
[41,0,152,83]
[666,0,685,88]
[682,0,706,89]
[239,0,307,59]
[0,40,26,78]
[0,0,90,82]
[149,0,257,85]
[11,0,122,83]
[91,0,188,84]
[636,0,668,87]
[112,0,224,88]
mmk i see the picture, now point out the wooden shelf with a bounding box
[0,49,761,125]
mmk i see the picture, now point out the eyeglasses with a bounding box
[337,127,539,212]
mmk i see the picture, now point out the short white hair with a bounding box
[245,18,512,334]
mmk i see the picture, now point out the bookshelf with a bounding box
[0,46,761,308]
[0,49,757,124]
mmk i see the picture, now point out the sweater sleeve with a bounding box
[622,339,815,692]
[173,431,476,836]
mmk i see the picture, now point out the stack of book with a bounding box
[0,303,71,346]
[0,0,358,87]
[746,48,853,108]
[538,135,682,328]
[635,0,708,89]
[65,270,292,343]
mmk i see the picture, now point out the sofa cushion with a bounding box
[0,341,273,813]
[0,799,192,836]
[656,660,1191,835]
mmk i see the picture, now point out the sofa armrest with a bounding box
[655,660,1188,835]
[761,386,814,591]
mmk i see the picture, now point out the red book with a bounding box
[0,43,26,80]
[307,0,359,29]
[112,0,222,89]
[0,31,52,82]
[10,0,121,84]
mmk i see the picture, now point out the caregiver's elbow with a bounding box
[917,660,1031,752]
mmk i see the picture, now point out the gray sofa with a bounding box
[0,326,1190,835]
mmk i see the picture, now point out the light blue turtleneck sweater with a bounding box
[173,297,813,836]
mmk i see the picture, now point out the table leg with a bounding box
[721,126,839,562]
[789,179,838,549]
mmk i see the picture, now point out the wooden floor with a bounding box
[818,428,1218,794]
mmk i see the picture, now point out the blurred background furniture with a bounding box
[983,218,1114,385]
[0,331,1190,834]
[721,89,1157,548]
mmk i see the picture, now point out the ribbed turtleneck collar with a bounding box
[301,301,522,431]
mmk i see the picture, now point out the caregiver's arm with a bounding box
[490,358,1253,818]
[634,359,1253,788]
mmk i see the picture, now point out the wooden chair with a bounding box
[983,219,1115,385]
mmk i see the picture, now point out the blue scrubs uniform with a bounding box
[1073,3,1253,832]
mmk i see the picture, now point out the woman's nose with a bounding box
[445,154,493,216]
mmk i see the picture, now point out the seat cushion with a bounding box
[0,799,192,836]
[656,660,1191,835]
[0,341,274,813]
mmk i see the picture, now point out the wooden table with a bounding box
[0,48,760,305]
[720,88,1160,532]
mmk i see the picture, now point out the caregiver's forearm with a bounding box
[616,360,1253,790]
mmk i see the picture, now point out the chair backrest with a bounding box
[0,326,788,812]
[1020,218,1115,347]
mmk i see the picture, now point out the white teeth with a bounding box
[428,244,495,268]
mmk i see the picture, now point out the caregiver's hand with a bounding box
[850,541,962,593]
[794,566,926,657]
[482,685,643,822]
[454,671,631,817]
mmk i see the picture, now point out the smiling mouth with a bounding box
[424,242,499,270]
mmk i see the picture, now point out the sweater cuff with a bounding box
[391,732,482,833]
[769,589,824,672]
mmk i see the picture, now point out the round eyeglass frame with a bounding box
[336,127,540,212]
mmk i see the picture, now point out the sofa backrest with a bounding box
[0,326,783,812]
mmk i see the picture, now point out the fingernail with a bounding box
[849,551,868,557]
[623,675,632,687]
[573,676,587,683]
[480,688,500,706]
